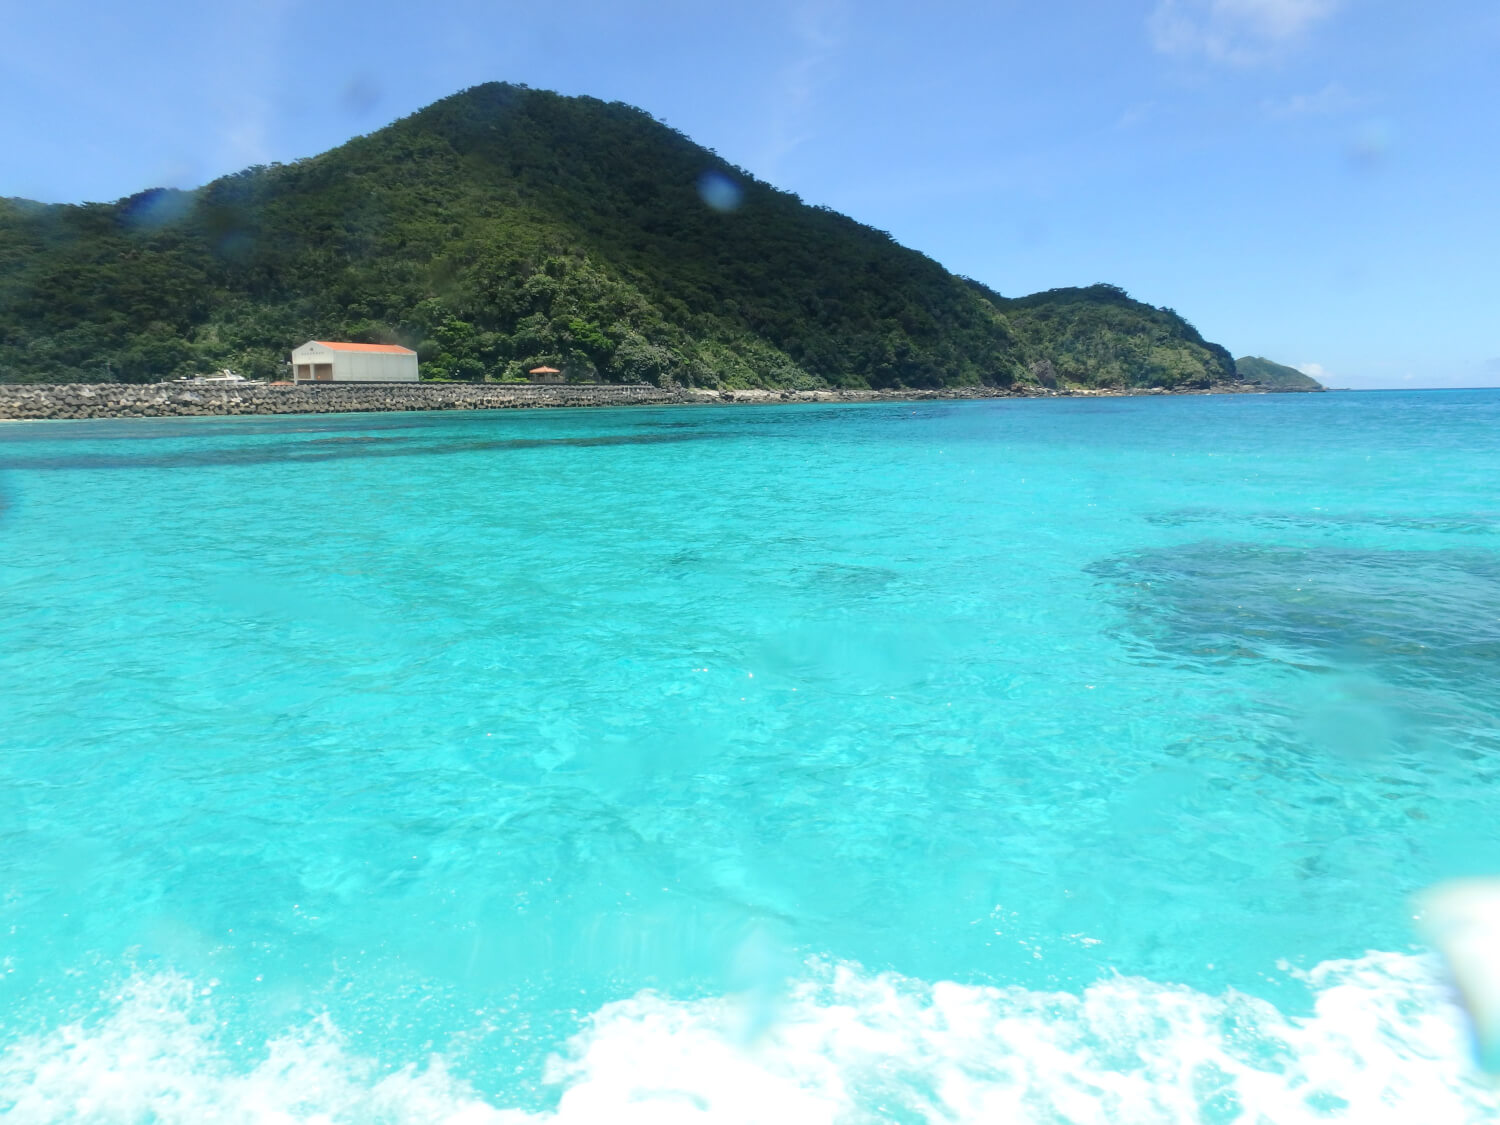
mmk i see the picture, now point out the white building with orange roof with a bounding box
[290,340,419,382]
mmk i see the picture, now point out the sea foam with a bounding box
[2,952,1494,1124]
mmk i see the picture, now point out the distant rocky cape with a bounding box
[0,83,1306,393]
[1234,356,1325,391]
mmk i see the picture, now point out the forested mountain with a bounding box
[1,83,1238,389]
[1235,355,1325,391]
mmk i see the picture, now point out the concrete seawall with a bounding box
[0,382,1019,421]
[0,382,681,420]
[0,380,1287,422]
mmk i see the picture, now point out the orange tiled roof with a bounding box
[311,341,416,354]
[529,365,561,373]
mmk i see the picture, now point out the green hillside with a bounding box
[0,83,1237,389]
[986,282,1237,390]
[1235,355,1324,391]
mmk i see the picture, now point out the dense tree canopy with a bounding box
[0,83,1239,389]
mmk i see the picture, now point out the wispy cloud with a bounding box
[1298,362,1329,378]
[1149,0,1341,64]
[757,0,850,179]
[205,0,296,174]
[1345,118,1395,171]
[1117,101,1158,129]
[1262,81,1361,117]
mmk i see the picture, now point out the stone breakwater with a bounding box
[0,380,1276,422]
[0,382,677,420]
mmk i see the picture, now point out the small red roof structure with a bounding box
[529,366,561,374]
[313,341,416,355]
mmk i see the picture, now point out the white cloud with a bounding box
[1149,0,1341,64]
[1262,81,1361,117]
[1298,362,1329,378]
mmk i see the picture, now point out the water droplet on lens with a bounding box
[697,170,743,212]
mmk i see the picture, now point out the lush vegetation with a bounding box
[1,83,1239,388]
[980,282,1236,390]
[1235,355,1324,391]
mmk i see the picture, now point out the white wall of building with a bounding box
[291,342,419,382]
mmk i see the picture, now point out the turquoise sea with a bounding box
[2,390,1499,1122]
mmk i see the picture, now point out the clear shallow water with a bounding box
[1,391,1498,1122]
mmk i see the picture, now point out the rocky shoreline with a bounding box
[0,379,1306,422]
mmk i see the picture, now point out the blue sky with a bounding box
[2,0,1496,387]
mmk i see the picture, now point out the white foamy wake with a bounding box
[2,953,1495,1124]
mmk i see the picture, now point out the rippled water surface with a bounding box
[3,391,1499,1121]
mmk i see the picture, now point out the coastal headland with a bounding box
[0,380,1309,422]
[2,84,1255,394]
